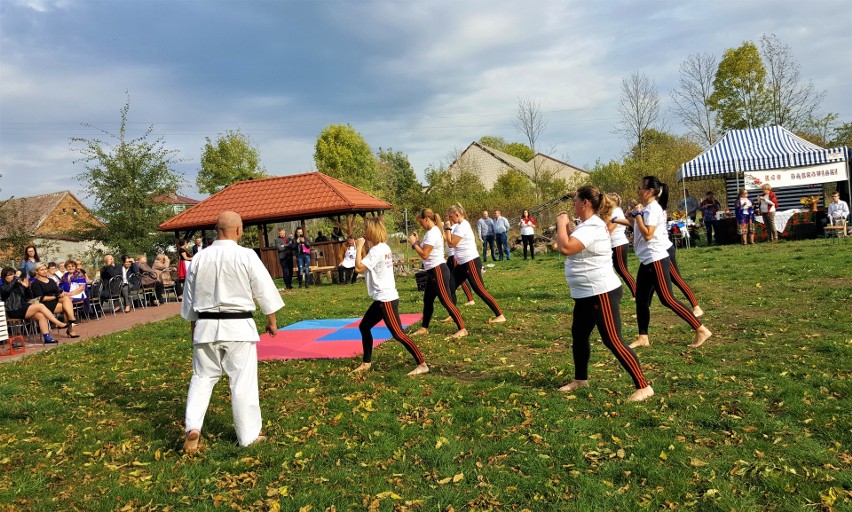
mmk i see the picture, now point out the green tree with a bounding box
[376,148,423,233]
[71,98,184,256]
[503,142,535,162]
[830,121,852,147]
[314,124,379,193]
[196,129,266,195]
[709,41,771,131]
[479,136,508,151]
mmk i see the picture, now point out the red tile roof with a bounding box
[158,172,393,232]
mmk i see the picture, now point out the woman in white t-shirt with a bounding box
[337,237,358,284]
[606,193,636,298]
[625,176,712,349]
[445,223,475,307]
[444,203,506,324]
[407,209,468,339]
[352,218,429,376]
[555,185,653,402]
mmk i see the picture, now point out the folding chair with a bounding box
[104,276,127,315]
[127,273,146,310]
[160,268,178,303]
[88,281,105,319]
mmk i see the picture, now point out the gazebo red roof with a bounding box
[158,172,393,232]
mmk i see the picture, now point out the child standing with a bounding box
[735,189,755,245]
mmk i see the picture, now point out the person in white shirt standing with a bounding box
[352,217,429,376]
[445,203,506,325]
[182,211,284,453]
[624,177,712,349]
[555,185,653,402]
[337,236,358,284]
[407,209,468,339]
[606,193,636,298]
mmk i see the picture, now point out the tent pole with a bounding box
[681,176,690,248]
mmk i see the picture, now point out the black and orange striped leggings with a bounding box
[422,263,465,330]
[451,257,502,317]
[359,300,425,365]
[667,245,698,308]
[445,257,474,302]
[636,257,702,335]
[572,286,648,389]
[611,244,636,297]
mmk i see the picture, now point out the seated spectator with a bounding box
[153,253,180,298]
[61,259,91,313]
[314,230,329,242]
[337,236,358,284]
[48,261,65,283]
[29,263,80,337]
[1,268,72,343]
[331,226,345,241]
[136,254,165,306]
[100,254,131,312]
[822,191,850,229]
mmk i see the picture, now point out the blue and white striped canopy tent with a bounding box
[677,126,848,181]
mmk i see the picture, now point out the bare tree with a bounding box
[670,53,718,147]
[616,71,660,160]
[760,34,825,131]
[512,98,555,201]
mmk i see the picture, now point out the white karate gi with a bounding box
[182,239,284,446]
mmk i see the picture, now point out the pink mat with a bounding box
[257,313,423,361]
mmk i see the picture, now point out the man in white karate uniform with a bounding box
[182,211,284,453]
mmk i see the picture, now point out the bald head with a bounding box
[216,211,243,241]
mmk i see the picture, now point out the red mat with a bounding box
[257,314,423,361]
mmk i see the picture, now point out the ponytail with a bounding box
[577,185,613,221]
[640,176,669,210]
[417,208,442,227]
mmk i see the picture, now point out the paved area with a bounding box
[1,301,183,363]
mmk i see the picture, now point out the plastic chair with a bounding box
[88,281,105,319]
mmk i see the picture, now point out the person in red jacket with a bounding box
[756,183,780,242]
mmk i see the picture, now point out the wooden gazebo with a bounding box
[158,172,392,278]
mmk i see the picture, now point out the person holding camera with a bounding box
[408,209,467,339]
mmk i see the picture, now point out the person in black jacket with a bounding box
[1,268,69,343]
[100,254,131,312]
[274,228,294,289]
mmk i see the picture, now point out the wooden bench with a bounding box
[310,266,337,285]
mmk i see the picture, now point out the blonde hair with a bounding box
[607,192,622,207]
[33,262,47,273]
[762,183,772,191]
[447,203,467,219]
[417,208,443,227]
[363,217,388,244]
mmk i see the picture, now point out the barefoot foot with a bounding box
[693,305,704,318]
[440,316,453,323]
[248,434,268,446]
[558,380,590,393]
[411,327,429,337]
[449,328,468,339]
[488,315,506,324]
[626,386,655,402]
[183,429,201,453]
[407,363,430,376]
[464,300,475,306]
[689,326,712,348]
[351,362,372,373]
[629,335,650,349]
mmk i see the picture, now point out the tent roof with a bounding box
[158,172,393,232]
[678,126,847,181]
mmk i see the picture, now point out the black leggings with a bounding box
[359,299,424,365]
[445,257,473,302]
[611,244,636,298]
[522,234,535,259]
[422,264,465,329]
[451,257,502,317]
[635,257,701,335]
[572,287,648,389]
[667,245,698,308]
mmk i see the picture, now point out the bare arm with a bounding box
[354,238,367,273]
[555,212,586,256]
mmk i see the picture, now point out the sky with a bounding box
[1,0,850,205]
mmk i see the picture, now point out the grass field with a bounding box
[1,239,850,511]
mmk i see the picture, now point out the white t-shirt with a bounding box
[519,218,536,236]
[564,215,622,299]
[420,225,446,270]
[451,220,479,264]
[609,207,630,248]
[633,200,671,265]
[361,242,399,302]
[341,245,356,269]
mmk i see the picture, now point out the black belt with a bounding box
[197,311,253,320]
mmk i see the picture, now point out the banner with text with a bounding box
[744,161,848,190]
